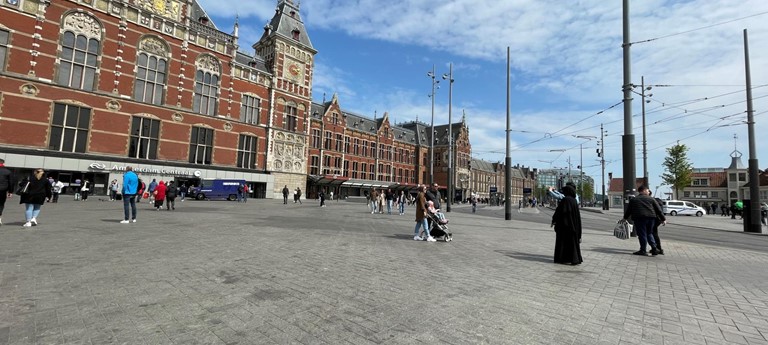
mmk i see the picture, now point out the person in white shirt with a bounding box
[52,180,64,203]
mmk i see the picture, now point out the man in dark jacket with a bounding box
[282,185,289,204]
[0,158,13,226]
[623,185,666,256]
[426,183,441,210]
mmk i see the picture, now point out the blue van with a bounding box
[192,179,245,201]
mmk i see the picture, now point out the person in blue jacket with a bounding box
[120,166,139,224]
[548,182,581,206]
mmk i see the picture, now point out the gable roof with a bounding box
[608,178,645,193]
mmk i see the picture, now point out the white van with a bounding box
[662,200,706,217]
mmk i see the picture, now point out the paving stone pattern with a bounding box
[1,198,767,344]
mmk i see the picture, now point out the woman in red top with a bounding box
[153,181,167,210]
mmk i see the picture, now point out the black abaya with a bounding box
[551,195,583,265]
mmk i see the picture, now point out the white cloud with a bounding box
[201,0,768,182]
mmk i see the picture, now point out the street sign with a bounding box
[523,188,532,193]
[490,186,497,193]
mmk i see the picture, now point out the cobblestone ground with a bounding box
[1,198,767,344]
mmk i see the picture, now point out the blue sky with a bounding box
[199,0,768,195]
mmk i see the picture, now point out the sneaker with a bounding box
[22,222,32,227]
[30,218,37,226]
[413,235,423,241]
[131,219,137,223]
[0,217,3,226]
[426,236,436,242]
[657,249,665,255]
[120,220,130,224]
[632,250,648,256]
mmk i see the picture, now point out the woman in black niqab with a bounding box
[551,185,583,265]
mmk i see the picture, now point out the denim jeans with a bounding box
[370,201,377,213]
[24,203,41,221]
[414,218,430,238]
[398,202,405,214]
[123,194,137,220]
[387,200,392,214]
[634,216,657,252]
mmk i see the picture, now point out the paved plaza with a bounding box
[1,197,768,344]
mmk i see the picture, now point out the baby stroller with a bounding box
[426,211,452,242]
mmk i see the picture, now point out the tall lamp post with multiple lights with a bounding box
[640,76,652,187]
[443,64,454,212]
[427,66,439,185]
[575,135,597,206]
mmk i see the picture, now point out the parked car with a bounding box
[662,200,706,217]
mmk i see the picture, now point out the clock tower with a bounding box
[253,0,317,198]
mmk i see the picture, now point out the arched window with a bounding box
[134,37,169,105]
[193,55,220,116]
[57,13,102,91]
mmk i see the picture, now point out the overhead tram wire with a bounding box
[629,10,768,45]
[647,110,768,151]
[507,100,623,151]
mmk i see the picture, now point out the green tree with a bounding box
[581,182,594,204]
[661,143,693,199]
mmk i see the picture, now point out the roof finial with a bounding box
[233,14,239,38]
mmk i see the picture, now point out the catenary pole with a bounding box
[743,29,762,233]
[505,47,512,221]
[621,0,637,210]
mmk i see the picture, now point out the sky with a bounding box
[198,0,768,196]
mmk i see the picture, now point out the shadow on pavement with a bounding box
[494,250,553,263]
[589,247,631,255]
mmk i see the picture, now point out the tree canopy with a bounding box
[661,143,693,199]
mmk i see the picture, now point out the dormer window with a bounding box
[199,16,209,25]
[292,29,300,41]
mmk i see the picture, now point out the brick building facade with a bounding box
[0,0,471,199]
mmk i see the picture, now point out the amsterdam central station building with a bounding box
[0,0,474,199]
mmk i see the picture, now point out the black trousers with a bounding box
[652,221,662,250]
[0,189,7,216]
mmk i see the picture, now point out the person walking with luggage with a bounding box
[165,181,177,211]
[19,168,52,227]
[0,158,14,226]
[623,185,666,256]
[282,185,289,204]
[120,166,139,223]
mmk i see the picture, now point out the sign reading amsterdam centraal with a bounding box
[89,162,201,177]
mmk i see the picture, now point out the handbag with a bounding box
[613,219,633,240]
[14,180,30,196]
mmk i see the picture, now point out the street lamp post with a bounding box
[574,135,597,206]
[641,76,652,187]
[599,124,609,210]
[443,64,454,212]
[427,66,439,185]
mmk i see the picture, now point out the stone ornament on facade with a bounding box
[274,161,283,170]
[20,83,39,97]
[223,122,232,132]
[106,99,121,111]
[196,54,220,74]
[138,36,169,58]
[171,113,183,122]
[62,12,102,39]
